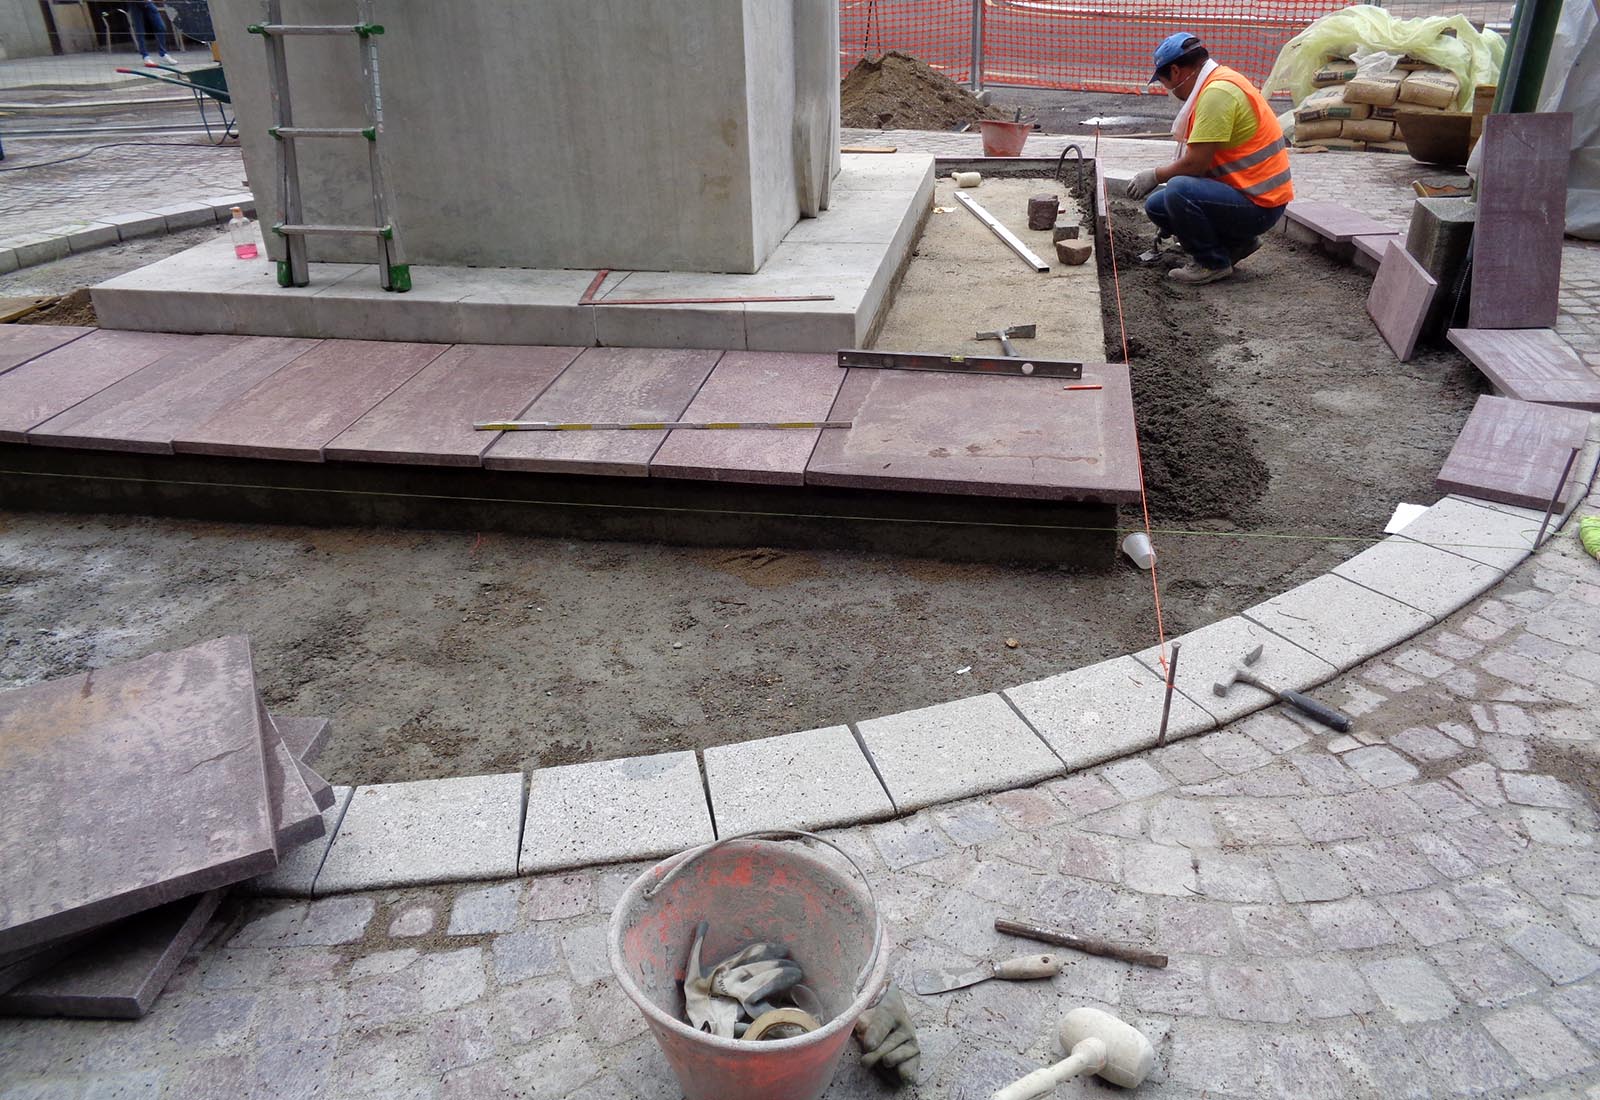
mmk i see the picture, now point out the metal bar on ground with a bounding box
[837,349,1083,380]
[1156,640,1181,747]
[954,191,1050,272]
[1534,446,1581,548]
[474,420,855,432]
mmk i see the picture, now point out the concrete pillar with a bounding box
[211,0,841,274]
[1406,196,1476,336]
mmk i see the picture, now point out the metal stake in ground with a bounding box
[1155,640,1181,747]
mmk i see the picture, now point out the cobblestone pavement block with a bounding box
[520,752,713,874]
[1003,654,1212,770]
[315,773,523,893]
[703,725,893,834]
[248,786,353,897]
[1332,535,1503,617]
[856,694,1063,811]
[447,881,521,936]
[1131,616,1337,726]
[1245,575,1434,672]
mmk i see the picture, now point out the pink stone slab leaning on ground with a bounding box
[0,325,93,376]
[805,363,1142,501]
[482,346,721,476]
[1368,241,1438,361]
[1470,112,1573,330]
[0,330,208,443]
[325,343,585,466]
[1435,394,1591,510]
[649,351,846,486]
[173,338,449,461]
[26,335,319,453]
[0,636,278,953]
[1284,201,1396,243]
[1448,328,1600,411]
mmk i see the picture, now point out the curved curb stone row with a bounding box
[252,479,1599,900]
[0,195,255,276]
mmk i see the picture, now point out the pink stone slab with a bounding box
[325,343,584,466]
[482,347,721,476]
[296,758,336,813]
[262,706,325,851]
[173,339,448,461]
[26,336,320,454]
[1354,233,1404,264]
[805,364,1142,501]
[0,325,93,376]
[0,636,277,953]
[0,890,222,1019]
[0,330,208,443]
[649,352,845,486]
[1436,394,1590,510]
[1470,112,1573,330]
[1448,328,1600,411]
[1284,201,1396,243]
[1368,241,1438,361]
[271,714,331,763]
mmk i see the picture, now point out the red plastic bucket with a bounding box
[980,119,1031,156]
[608,833,888,1100]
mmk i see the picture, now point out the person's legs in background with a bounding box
[128,1,174,64]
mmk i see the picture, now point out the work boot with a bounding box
[1228,237,1262,265]
[1168,260,1233,286]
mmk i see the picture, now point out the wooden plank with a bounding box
[1448,327,1600,411]
[27,336,319,454]
[1368,241,1438,362]
[0,331,200,442]
[173,339,449,462]
[649,352,845,486]
[325,343,584,467]
[804,365,1142,501]
[1435,394,1590,510]
[482,347,720,476]
[1469,112,1573,329]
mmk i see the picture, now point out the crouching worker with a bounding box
[1124,33,1294,286]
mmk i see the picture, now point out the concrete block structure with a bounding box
[209,0,840,274]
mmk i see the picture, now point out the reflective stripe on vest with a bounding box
[1185,66,1294,208]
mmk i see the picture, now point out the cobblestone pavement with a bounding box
[1,133,1597,1098]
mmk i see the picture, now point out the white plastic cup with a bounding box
[1121,532,1156,569]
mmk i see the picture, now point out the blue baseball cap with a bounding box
[1150,32,1202,82]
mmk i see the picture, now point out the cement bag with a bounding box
[1399,70,1460,109]
[1344,73,1403,106]
[1342,118,1396,142]
[1264,5,1504,110]
[1366,140,1411,155]
[1371,103,1446,121]
[1297,85,1371,122]
[1313,58,1357,86]
[1295,118,1344,142]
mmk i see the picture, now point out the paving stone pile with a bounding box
[0,635,335,1019]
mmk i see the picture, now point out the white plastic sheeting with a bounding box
[1537,0,1600,238]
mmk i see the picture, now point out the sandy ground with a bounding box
[0,176,1484,787]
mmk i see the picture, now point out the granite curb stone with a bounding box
[250,787,354,897]
[1243,575,1435,672]
[703,726,894,835]
[1332,535,1503,617]
[520,752,714,874]
[1131,616,1338,726]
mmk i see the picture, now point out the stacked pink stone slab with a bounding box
[0,635,335,1018]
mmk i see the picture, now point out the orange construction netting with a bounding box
[840,0,1512,95]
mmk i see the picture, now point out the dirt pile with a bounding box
[14,288,97,327]
[841,51,1008,131]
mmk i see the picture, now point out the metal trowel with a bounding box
[1138,231,1173,263]
[912,953,1068,996]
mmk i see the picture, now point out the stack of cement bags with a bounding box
[1292,56,1461,152]
[0,636,333,1018]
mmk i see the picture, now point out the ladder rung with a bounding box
[271,126,376,141]
[276,223,393,239]
[249,23,383,37]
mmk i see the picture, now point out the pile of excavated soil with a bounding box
[13,288,97,327]
[841,51,1009,130]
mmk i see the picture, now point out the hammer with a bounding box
[1214,644,1352,732]
[976,323,1036,357]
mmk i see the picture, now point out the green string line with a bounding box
[0,467,1543,553]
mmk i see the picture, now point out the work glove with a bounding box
[713,958,805,1014]
[1125,168,1160,200]
[683,923,740,1038]
[855,985,921,1086]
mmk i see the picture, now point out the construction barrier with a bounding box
[841,0,1516,94]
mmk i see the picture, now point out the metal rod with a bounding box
[474,420,854,432]
[953,191,1050,272]
[1534,445,1581,548]
[1156,640,1181,747]
[968,0,984,92]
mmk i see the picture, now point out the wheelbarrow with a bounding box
[114,62,235,143]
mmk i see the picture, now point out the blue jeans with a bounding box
[1144,175,1286,270]
[127,1,170,58]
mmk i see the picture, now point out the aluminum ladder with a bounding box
[248,0,410,292]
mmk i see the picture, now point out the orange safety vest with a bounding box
[1184,66,1295,208]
